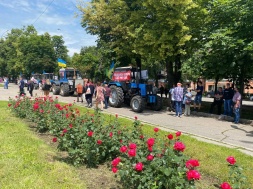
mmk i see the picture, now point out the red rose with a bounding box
[226,156,236,165]
[109,132,113,138]
[147,154,154,161]
[128,149,136,157]
[69,123,73,128]
[39,109,44,113]
[167,134,173,140]
[87,131,93,137]
[148,146,153,152]
[173,141,185,152]
[8,104,11,107]
[33,103,39,110]
[120,146,128,153]
[154,127,159,132]
[140,135,144,139]
[220,182,232,189]
[115,114,118,118]
[134,116,138,120]
[135,162,143,171]
[52,137,57,142]
[111,157,121,167]
[119,139,123,143]
[97,140,102,145]
[186,170,201,181]
[63,129,68,133]
[176,131,181,137]
[147,138,155,147]
[68,103,72,106]
[129,143,137,149]
[186,159,200,169]
[112,167,118,173]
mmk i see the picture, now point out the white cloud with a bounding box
[0,0,97,56]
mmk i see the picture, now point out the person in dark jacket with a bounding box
[223,83,234,116]
[19,76,25,96]
[27,80,34,97]
[85,79,95,107]
[209,87,223,115]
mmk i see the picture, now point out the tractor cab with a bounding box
[108,66,162,113]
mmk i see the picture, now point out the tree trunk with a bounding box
[166,60,174,89]
[174,54,182,84]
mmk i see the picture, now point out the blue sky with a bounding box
[0,0,97,56]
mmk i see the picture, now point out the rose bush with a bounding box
[220,156,248,189]
[112,129,201,189]
[9,96,249,188]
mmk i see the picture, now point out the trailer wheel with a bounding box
[52,84,60,95]
[130,95,145,113]
[109,85,124,107]
[151,95,163,111]
[60,84,69,96]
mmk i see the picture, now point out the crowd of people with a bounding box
[75,79,111,111]
[12,76,242,123]
[167,81,242,124]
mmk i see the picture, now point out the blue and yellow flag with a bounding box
[58,58,66,67]
[106,61,115,79]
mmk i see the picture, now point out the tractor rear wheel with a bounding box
[60,84,69,96]
[52,84,60,95]
[130,95,145,113]
[109,85,124,107]
[151,95,163,111]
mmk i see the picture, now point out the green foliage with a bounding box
[0,25,68,77]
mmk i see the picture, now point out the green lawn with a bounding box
[1,100,253,188]
[0,101,87,189]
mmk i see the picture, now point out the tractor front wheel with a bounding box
[52,84,60,95]
[60,84,69,96]
[109,85,124,107]
[130,95,145,113]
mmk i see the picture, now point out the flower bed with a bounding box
[8,95,248,189]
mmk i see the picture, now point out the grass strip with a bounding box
[0,101,87,189]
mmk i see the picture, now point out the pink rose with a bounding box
[147,138,155,147]
[33,103,39,110]
[63,129,68,133]
[154,127,159,132]
[173,141,185,152]
[109,132,113,138]
[128,149,136,157]
[135,162,143,171]
[186,170,201,181]
[176,131,181,137]
[147,154,154,161]
[129,143,137,149]
[220,182,232,189]
[120,146,128,153]
[87,131,93,137]
[186,159,200,169]
[112,167,118,173]
[97,140,102,145]
[226,156,236,165]
[111,157,121,167]
[69,123,73,128]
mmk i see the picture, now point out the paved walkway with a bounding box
[1,83,253,156]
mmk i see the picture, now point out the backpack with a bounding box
[77,84,83,94]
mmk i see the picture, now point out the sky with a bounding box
[0,0,97,56]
